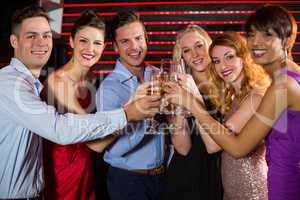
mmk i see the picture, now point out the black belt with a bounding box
[112,165,166,176]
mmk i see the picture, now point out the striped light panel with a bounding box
[62,0,300,74]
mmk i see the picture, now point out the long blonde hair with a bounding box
[173,24,212,68]
[209,32,271,114]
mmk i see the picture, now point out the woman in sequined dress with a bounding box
[208,32,270,200]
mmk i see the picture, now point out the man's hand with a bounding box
[124,82,161,121]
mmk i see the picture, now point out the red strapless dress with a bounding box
[43,91,95,200]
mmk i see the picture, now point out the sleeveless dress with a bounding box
[266,70,300,200]
[222,92,268,200]
[163,98,223,200]
[43,92,95,200]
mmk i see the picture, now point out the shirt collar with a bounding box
[10,57,44,93]
[113,58,158,84]
[114,59,136,84]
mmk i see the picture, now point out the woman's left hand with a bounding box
[176,73,204,104]
[163,82,193,110]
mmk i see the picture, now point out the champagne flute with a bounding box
[145,70,161,134]
[169,58,191,116]
[158,58,186,129]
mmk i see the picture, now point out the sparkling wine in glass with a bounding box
[145,71,162,134]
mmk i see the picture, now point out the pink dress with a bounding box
[222,96,268,200]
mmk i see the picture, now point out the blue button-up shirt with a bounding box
[0,58,127,198]
[96,59,165,170]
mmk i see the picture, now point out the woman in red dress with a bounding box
[42,10,116,200]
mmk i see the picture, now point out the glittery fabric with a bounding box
[222,144,268,200]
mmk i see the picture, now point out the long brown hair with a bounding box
[209,32,270,114]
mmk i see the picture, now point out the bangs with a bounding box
[245,6,293,40]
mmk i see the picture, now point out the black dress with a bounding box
[163,99,223,200]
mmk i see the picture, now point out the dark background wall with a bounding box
[61,0,300,77]
[1,0,299,78]
[0,1,298,200]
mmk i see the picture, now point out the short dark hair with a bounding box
[11,4,49,36]
[71,10,106,39]
[110,11,146,42]
[245,5,297,58]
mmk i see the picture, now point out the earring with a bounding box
[284,49,288,60]
[280,48,288,68]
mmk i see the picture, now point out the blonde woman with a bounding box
[163,25,223,200]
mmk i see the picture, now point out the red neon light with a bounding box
[92,70,112,74]
[146,31,235,35]
[62,23,73,26]
[68,50,300,57]
[65,41,175,46]
[149,41,175,45]
[62,21,246,27]
[97,61,115,64]
[101,51,172,55]
[61,31,241,36]
[67,51,173,55]
[95,60,164,65]
[147,31,178,35]
[64,1,300,8]
[144,21,245,25]
[63,10,266,17]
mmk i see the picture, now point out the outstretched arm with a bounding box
[164,79,289,158]
[190,82,287,157]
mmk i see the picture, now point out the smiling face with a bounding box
[10,16,52,73]
[179,31,210,72]
[70,26,105,69]
[247,26,284,67]
[113,21,147,69]
[211,45,244,84]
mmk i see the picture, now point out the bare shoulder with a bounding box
[286,67,300,110]
[48,69,74,90]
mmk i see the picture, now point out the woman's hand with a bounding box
[176,73,204,104]
[163,81,192,110]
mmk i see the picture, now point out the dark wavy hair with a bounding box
[71,10,105,39]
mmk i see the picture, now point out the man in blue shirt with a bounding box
[96,11,167,200]
[0,5,160,199]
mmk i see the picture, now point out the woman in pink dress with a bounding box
[208,31,269,200]
[42,10,116,200]
[164,5,300,200]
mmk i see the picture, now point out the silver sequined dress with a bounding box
[222,144,268,200]
[222,97,268,200]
